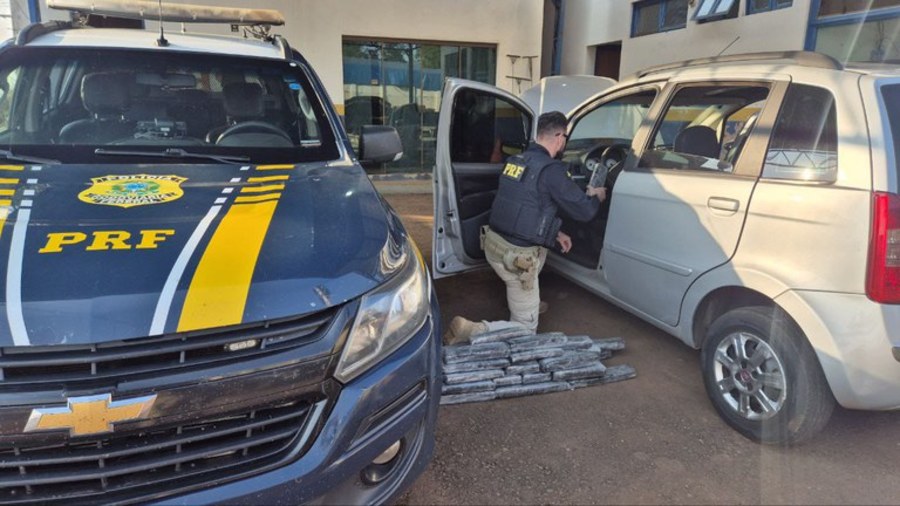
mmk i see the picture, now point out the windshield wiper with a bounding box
[94,148,250,164]
[0,149,60,165]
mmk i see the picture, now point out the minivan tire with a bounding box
[700,306,835,445]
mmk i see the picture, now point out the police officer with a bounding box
[445,111,606,343]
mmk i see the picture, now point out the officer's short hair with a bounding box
[536,111,568,139]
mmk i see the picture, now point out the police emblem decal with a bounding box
[78,174,187,208]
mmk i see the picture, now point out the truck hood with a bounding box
[0,162,398,347]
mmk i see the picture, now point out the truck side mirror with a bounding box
[359,125,403,164]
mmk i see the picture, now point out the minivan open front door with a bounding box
[432,78,534,278]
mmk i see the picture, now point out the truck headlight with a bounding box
[334,241,430,383]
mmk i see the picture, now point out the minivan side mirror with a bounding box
[359,125,403,164]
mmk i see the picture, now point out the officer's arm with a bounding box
[545,166,600,222]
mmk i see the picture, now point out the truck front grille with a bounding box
[0,397,327,505]
[0,308,337,391]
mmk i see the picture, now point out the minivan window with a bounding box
[0,47,339,164]
[568,90,656,144]
[762,84,837,182]
[880,84,900,183]
[640,84,770,172]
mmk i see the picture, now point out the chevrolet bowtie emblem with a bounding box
[24,394,157,437]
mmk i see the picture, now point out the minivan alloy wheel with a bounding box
[701,306,835,445]
[712,331,787,421]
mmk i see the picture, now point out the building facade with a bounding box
[557,0,900,79]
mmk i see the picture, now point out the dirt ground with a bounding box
[387,192,900,505]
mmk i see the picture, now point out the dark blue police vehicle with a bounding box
[0,1,441,504]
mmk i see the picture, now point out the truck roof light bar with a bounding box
[47,0,285,26]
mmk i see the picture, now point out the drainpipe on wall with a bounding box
[27,0,41,23]
[551,0,565,76]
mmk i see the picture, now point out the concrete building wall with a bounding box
[36,0,544,105]
[559,0,631,75]
[560,0,812,77]
[5,0,33,40]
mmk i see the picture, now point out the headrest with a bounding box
[674,125,720,159]
[223,83,264,119]
[81,73,130,116]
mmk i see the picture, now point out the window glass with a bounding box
[882,84,900,182]
[0,47,338,164]
[714,0,736,14]
[342,39,497,173]
[815,16,900,62]
[567,90,656,146]
[763,84,838,182]
[0,68,19,133]
[633,0,687,37]
[818,0,900,17]
[663,0,689,29]
[748,0,794,14]
[450,89,529,164]
[695,0,739,21]
[696,0,717,17]
[640,85,770,172]
[634,1,663,37]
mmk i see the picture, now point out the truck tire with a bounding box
[700,306,835,445]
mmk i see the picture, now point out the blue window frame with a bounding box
[747,0,794,15]
[632,0,688,37]
[805,0,900,59]
[695,0,738,21]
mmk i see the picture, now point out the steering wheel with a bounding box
[598,144,629,173]
[216,121,292,145]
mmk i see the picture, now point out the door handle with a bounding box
[707,197,740,213]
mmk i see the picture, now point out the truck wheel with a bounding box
[700,306,835,445]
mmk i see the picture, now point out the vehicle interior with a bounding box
[0,47,337,163]
[447,88,530,261]
[557,90,657,268]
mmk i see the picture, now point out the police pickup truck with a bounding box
[0,1,440,504]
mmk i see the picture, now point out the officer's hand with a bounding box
[587,185,607,202]
[556,231,572,253]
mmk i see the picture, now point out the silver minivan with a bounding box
[433,51,900,444]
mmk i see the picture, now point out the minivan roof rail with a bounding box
[631,51,843,79]
[47,0,285,26]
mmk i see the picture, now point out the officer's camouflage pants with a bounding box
[482,227,547,333]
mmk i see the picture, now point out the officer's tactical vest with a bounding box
[489,151,561,248]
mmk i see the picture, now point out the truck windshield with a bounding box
[0,47,339,164]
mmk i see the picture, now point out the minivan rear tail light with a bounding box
[867,191,900,303]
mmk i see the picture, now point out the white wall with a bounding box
[5,0,33,40]
[560,0,812,77]
[37,0,544,108]
[560,0,631,75]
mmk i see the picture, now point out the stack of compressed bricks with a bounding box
[441,327,637,405]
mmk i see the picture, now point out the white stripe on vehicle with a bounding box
[7,207,32,346]
[149,204,223,335]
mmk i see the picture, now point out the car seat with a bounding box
[206,82,291,147]
[58,73,133,144]
[206,83,264,143]
[724,113,759,164]
[673,125,720,159]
